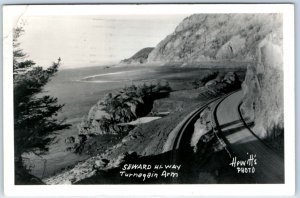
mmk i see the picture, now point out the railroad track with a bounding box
[172,96,222,151]
[171,90,238,152]
[170,90,238,164]
[169,94,223,168]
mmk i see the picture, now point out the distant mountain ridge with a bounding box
[121,14,282,66]
[120,47,154,64]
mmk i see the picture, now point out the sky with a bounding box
[18,15,189,69]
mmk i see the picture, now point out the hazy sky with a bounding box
[18,15,188,69]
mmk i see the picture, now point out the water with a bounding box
[27,65,158,178]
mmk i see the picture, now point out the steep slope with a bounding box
[147,14,282,65]
[121,47,154,64]
[241,30,283,143]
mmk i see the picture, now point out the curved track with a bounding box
[172,96,222,150]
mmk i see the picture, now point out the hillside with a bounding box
[120,47,154,64]
[142,14,281,65]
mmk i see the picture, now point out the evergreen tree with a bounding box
[13,26,70,184]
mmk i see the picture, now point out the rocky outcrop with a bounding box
[78,83,171,135]
[203,72,241,96]
[121,47,154,64]
[78,97,113,135]
[241,31,283,139]
[191,109,212,151]
[144,14,282,65]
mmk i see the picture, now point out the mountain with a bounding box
[127,14,280,65]
[120,47,154,64]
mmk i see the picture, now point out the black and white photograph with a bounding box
[2,4,295,196]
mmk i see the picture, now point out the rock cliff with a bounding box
[241,31,283,140]
[146,14,282,65]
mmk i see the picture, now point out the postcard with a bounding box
[3,4,295,196]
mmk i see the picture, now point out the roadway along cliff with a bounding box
[215,90,284,183]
